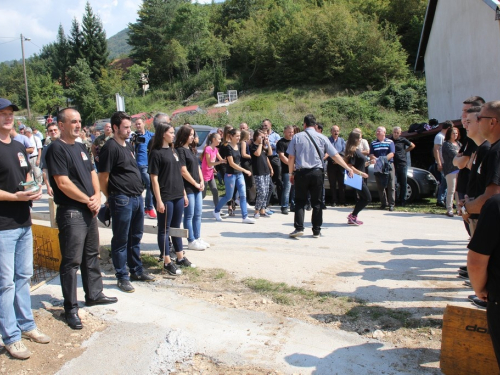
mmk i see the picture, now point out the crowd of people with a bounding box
[2,95,500,366]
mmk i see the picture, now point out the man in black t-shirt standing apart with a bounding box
[99,112,154,294]
[46,108,117,331]
[0,98,51,359]
[391,126,415,206]
[277,125,294,214]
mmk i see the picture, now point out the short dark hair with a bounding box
[57,108,77,124]
[463,96,486,105]
[304,114,316,127]
[110,111,131,132]
[442,120,454,130]
[467,106,481,113]
[316,122,324,132]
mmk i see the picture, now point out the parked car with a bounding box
[325,164,438,203]
[175,124,217,157]
[35,116,46,125]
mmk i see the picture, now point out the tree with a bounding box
[66,58,104,124]
[68,18,84,67]
[53,24,70,88]
[81,1,109,80]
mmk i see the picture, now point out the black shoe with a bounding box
[458,270,469,279]
[472,297,487,309]
[331,202,337,207]
[85,295,118,306]
[312,231,320,238]
[289,229,304,238]
[459,266,467,272]
[130,272,155,282]
[281,207,289,215]
[389,206,395,212]
[290,206,295,212]
[464,280,472,287]
[64,312,83,330]
[164,261,182,276]
[305,204,312,211]
[380,205,386,210]
[321,203,327,209]
[176,257,196,268]
[467,294,476,302]
[117,279,135,293]
[436,201,446,207]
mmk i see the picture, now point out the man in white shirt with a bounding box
[24,127,43,184]
[433,121,453,207]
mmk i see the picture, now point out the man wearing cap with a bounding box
[24,127,43,185]
[46,108,117,331]
[0,98,51,360]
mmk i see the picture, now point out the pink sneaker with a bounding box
[347,214,363,226]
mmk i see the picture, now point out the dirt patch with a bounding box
[1,306,107,374]
[175,354,284,374]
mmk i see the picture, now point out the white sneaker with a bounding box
[5,340,31,360]
[254,213,260,219]
[212,210,222,221]
[197,238,210,248]
[22,328,51,344]
[187,240,206,251]
[242,217,256,224]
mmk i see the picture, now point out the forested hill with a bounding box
[107,28,132,60]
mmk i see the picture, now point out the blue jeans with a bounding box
[184,191,203,243]
[437,172,447,204]
[108,194,144,280]
[281,173,291,208]
[0,227,36,345]
[395,164,408,203]
[139,166,153,210]
[215,173,248,219]
[156,198,184,257]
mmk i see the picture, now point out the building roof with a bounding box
[414,0,499,72]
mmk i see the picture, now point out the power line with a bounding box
[0,39,17,46]
[28,40,41,49]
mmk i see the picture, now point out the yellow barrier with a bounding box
[31,224,61,288]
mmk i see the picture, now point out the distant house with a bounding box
[415,0,500,122]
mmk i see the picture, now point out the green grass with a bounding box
[141,254,162,269]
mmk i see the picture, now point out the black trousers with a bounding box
[267,155,282,205]
[352,182,372,217]
[488,300,500,368]
[293,168,324,233]
[327,162,346,204]
[57,206,103,313]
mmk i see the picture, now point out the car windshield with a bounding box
[196,130,211,147]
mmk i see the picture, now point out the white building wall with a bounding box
[424,0,500,121]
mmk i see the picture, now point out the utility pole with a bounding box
[21,34,31,119]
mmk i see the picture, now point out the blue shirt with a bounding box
[370,138,395,162]
[134,130,155,166]
[268,131,281,156]
[328,136,346,154]
[287,128,338,170]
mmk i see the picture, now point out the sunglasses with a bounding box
[476,114,496,121]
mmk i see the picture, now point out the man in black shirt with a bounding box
[0,98,50,359]
[99,112,154,293]
[391,126,415,206]
[277,126,294,214]
[46,108,117,330]
[467,195,500,367]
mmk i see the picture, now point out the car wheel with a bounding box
[405,179,419,203]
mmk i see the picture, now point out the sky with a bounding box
[0,0,221,62]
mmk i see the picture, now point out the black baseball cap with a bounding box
[0,98,19,111]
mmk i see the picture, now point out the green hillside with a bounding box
[107,28,132,60]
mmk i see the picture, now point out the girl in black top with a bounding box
[344,131,371,226]
[149,123,194,276]
[174,125,208,251]
[219,125,237,215]
[249,130,273,218]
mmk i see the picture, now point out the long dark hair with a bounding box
[151,123,174,151]
[222,125,233,146]
[344,131,361,162]
[174,124,194,148]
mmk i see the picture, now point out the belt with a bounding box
[30,155,37,159]
[295,167,323,173]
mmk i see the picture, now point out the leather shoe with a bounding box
[64,312,83,330]
[85,295,118,307]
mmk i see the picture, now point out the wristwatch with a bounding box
[461,204,468,216]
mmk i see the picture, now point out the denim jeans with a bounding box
[108,194,144,280]
[57,206,104,313]
[437,172,447,204]
[0,227,36,345]
[156,198,184,257]
[281,173,292,208]
[215,173,248,218]
[184,191,203,243]
[395,164,408,203]
[139,165,153,210]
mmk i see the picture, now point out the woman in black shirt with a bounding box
[175,125,209,251]
[249,130,273,218]
[213,129,255,224]
[149,123,194,276]
[344,131,371,225]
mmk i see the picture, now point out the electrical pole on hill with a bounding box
[21,34,31,119]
